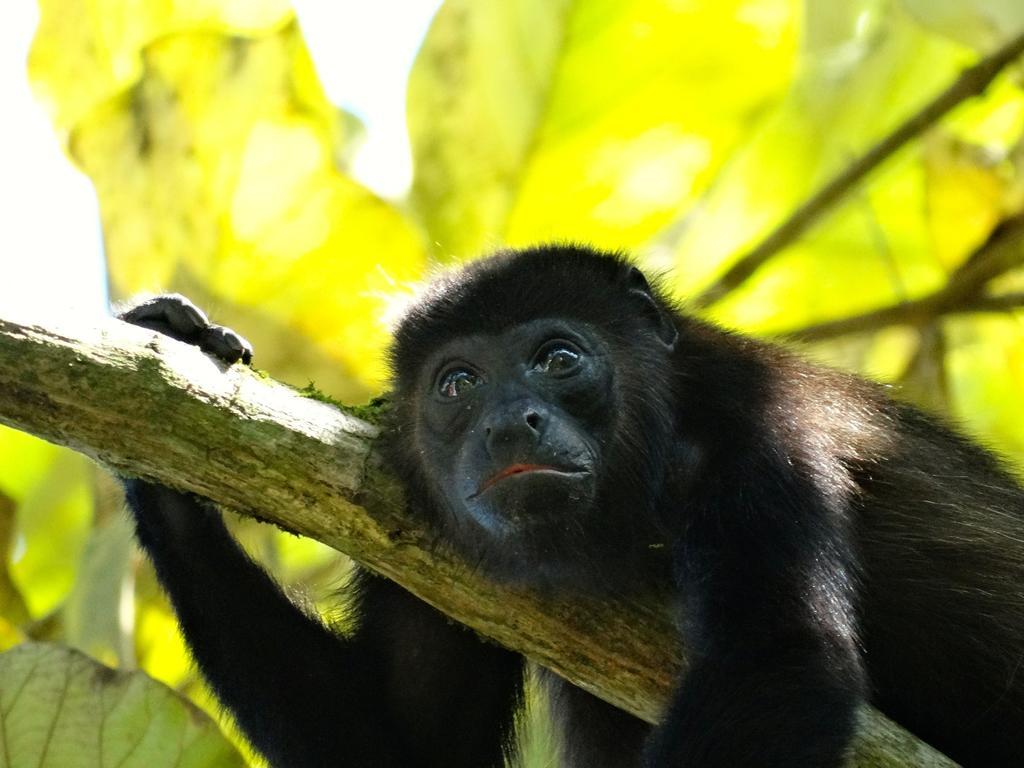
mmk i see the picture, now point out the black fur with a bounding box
[121,246,1024,767]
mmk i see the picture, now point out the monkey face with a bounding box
[414,318,613,543]
[386,247,681,586]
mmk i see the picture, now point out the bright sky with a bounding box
[0,1,441,315]
[294,0,443,197]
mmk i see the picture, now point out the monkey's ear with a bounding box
[625,266,678,350]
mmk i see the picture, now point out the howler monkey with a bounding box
[120,245,1024,767]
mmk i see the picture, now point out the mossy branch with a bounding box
[0,309,956,767]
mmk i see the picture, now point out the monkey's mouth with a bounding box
[471,463,588,498]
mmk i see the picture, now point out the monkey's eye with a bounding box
[532,342,582,376]
[438,368,483,398]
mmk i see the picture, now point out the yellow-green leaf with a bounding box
[673,2,965,325]
[923,133,1005,270]
[30,0,293,133]
[0,642,245,768]
[0,429,92,619]
[900,0,1024,51]
[409,0,799,258]
[64,517,134,667]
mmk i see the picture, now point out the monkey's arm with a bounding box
[126,483,522,768]
[650,451,867,767]
[120,296,522,768]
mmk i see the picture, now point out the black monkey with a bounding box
[120,245,1024,768]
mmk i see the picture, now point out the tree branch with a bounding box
[781,214,1024,342]
[694,29,1024,309]
[0,309,956,766]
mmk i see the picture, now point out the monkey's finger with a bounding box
[121,295,210,340]
[200,325,254,366]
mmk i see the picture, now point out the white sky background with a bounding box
[0,1,442,315]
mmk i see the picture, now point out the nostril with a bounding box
[525,411,540,430]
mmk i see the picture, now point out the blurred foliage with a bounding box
[408,0,799,256]
[0,0,1022,764]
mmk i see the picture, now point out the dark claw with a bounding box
[120,294,253,366]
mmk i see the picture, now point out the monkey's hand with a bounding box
[117,294,252,543]
[119,294,253,365]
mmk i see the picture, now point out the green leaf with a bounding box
[0,643,245,768]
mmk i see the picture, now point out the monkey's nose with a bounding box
[484,404,545,454]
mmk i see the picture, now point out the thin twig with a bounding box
[694,29,1024,310]
[969,292,1024,313]
[781,217,1024,342]
[780,292,1024,342]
